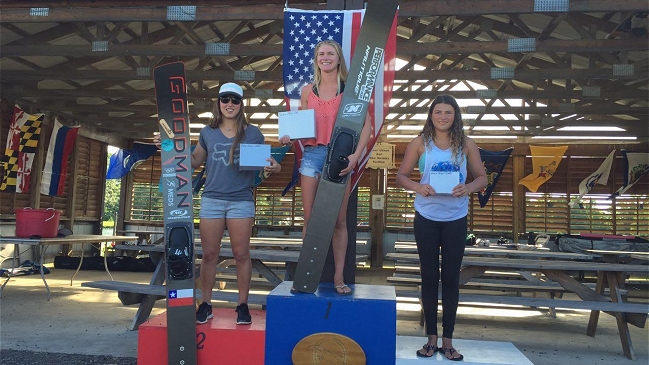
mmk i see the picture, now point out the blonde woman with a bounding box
[280,40,372,295]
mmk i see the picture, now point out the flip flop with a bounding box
[416,344,438,358]
[441,347,464,361]
[334,284,353,295]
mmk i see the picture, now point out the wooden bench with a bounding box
[393,289,648,313]
[82,280,267,306]
[386,274,611,294]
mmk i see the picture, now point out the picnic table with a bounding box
[0,235,138,300]
[385,251,649,360]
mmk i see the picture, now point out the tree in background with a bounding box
[103,151,121,223]
[103,178,120,222]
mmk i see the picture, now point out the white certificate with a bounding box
[278,109,316,139]
[429,171,459,194]
[239,144,271,171]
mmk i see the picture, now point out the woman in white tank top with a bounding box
[396,95,487,360]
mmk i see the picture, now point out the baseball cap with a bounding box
[219,82,243,98]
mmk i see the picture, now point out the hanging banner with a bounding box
[0,105,43,193]
[608,151,649,199]
[569,149,615,207]
[518,145,568,192]
[478,147,513,208]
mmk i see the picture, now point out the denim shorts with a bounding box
[299,145,327,178]
[199,197,255,219]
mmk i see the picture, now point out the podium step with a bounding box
[138,308,265,365]
[396,336,534,365]
[265,281,396,365]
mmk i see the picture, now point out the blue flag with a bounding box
[478,147,513,208]
[106,142,158,179]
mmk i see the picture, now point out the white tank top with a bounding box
[414,142,468,221]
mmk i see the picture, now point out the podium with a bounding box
[265,281,396,365]
[138,308,266,365]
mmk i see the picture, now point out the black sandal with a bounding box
[441,347,464,361]
[416,344,438,358]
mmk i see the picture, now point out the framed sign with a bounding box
[367,142,394,169]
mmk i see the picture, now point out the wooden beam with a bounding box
[2,82,644,101]
[27,99,649,117]
[4,38,646,57]
[4,84,645,101]
[2,1,647,21]
[3,67,645,82]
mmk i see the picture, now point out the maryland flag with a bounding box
[518,145,568,192]
[0,105,44,193]
[608,151,649,199]
[478,147,513,207]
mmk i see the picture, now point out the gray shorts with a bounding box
[199,197,255,219]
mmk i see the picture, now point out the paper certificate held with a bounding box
[430,171,460,194]
[278,109,316,140]
[239,144,271,171]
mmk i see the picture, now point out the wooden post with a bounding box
[369,168,385,267]
[512,150,526,242]
[62,132,80,256]
[29,113,47,209]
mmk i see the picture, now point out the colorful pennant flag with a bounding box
[518,145,568,192]
[608,151,649,199]
[478,147,513,208]
[40,119,80,196]
[106,142,159,179]
[281,8,397,195]
[0,105,44,193]
[569,149,615,207]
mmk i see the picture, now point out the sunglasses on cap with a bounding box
[219,96,242,105]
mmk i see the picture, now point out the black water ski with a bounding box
[293,0,399,293]
[153,62,197,365]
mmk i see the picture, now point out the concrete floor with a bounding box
[0,266,647,365]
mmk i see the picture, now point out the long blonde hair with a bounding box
[208,96,249,165]
[311,40,348,94]
[421,95,466,164]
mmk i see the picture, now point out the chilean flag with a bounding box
[40,119,80,196]
[168,288,194,307]
[282,8,397,194]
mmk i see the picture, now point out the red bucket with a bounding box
[15,208,61,238]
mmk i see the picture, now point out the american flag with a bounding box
[282,8,397,193]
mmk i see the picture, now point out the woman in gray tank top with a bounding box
[156,82,281,326]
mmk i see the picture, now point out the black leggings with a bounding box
[414,212,467,338]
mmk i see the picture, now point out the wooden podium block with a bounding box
[265,281,396,365]
[138,308,265,365]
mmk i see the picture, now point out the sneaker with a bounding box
[235,303,252,325]
[196,302,213,324]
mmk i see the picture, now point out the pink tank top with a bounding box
[302,91,343,147]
